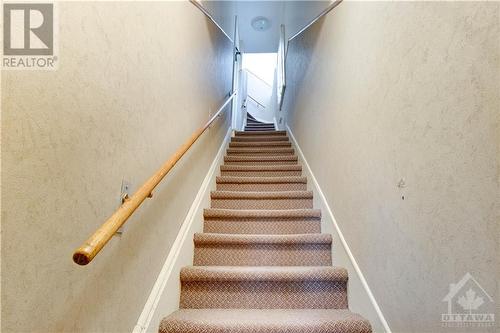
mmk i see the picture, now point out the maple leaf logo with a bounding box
[457,288,484,313]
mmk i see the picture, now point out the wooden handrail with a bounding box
[73,91,237,265]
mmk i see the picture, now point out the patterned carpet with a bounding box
[159,116,372,332]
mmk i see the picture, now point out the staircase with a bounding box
[244,113,276,132]
[159,115,372,332]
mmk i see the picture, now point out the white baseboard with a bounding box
[132,128,232,333]
[286,125,391,333]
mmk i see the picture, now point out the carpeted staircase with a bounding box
[159,116,372,333]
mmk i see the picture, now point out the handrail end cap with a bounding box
[73,251,91,266]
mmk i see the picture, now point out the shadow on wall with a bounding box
[205,15,227,48]
[282,16,324,120]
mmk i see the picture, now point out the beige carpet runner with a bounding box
[160,116,372,333]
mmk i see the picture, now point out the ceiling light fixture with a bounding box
[251,16,271,31]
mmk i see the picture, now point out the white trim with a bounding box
[286,125,392,333]
[189,0,233,43]
[288,0,343,42]
[132,128,232,333]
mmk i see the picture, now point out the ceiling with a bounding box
[199,1,333,53]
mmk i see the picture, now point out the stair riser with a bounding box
[235,134,286,137]
[226,152,295,156]
[160,309,372,333]
[211,198,313,210]
[245,123,272,125]
[203,220,321,234]
[193,245,331,266]
[216,183,306,191]
[224,157,298,165]
[244,129,276,132]
[245,127,275,130]
[229,142,292,148]
[245,125,272,129]
[221,170,302,177]
[246,120,269,124]
[232,137,289,142]
[235,131,286,136]
[180,281,348,309]
[224,162,298,166]
[226,149,295,155]
[228,144,292,149]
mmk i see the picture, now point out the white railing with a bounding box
[242,69,274,124]
[189,0,233,43]
[278,1,343,111]
[246,69,272,88]
[247,95,267,109]
[277,24,286,110]
[288,0,343,42]
[244,69,272,110]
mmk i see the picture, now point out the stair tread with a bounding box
[211,190,313,199]
[216,176,307,184]
[194,233,331,245]
[204,208,321,219]
[160,309,372,333]
[180,266,347,282]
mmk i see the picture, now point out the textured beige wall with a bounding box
[283,2,499,332]
[1,2,233,332]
